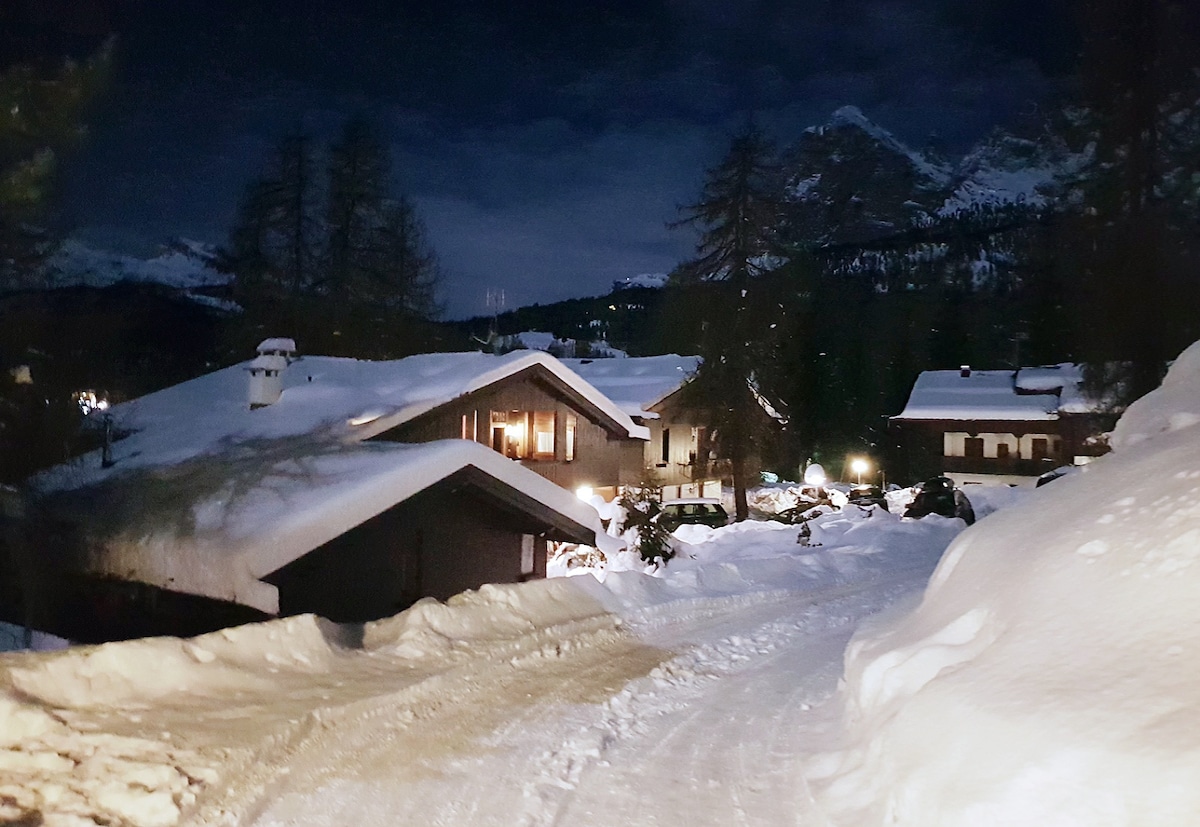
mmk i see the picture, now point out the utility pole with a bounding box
[486,288,506,352]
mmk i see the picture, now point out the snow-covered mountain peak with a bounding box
[46,239,231,291]
[811,105,952,187]
[937,130,1093,218]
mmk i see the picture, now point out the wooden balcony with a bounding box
[940,455,1062,477]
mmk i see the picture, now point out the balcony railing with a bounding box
[940,455,1061,477]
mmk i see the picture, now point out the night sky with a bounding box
[55,0,1076,318]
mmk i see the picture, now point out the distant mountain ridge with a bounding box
[782,105,1092,246]
[776,105,1116,292]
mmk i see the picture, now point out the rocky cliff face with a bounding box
[779,106,1107,290]
[783,106,952,246]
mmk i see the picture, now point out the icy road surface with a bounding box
[1,509,970,827]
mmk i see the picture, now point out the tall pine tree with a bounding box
[228,127,321,308]
[226,119,444,355]
[672,123,786,521]
[0,30,109,290]
[1070,0,1200,401]
[325,116,389,306]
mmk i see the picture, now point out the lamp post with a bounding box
[850,457,869,485]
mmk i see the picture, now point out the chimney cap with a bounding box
[960,365,971,378]
[257,337,297,355]
[247,354,288,373]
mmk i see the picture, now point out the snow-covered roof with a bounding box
[40,350,648,492]
[894,369,1055,421]
[560,355,700,419]
[47,439,619,615]
[893,363,1105,422]
[350,351,649,441]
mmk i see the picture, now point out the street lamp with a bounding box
[850,457,870,485]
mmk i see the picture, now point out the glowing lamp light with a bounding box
[850,457,870,484]
[803,463,827,487]
[575,485,594,501]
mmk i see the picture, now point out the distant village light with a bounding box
[74,390,109,415]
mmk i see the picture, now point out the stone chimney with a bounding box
[247,338,297,408]
[960,365,971,378]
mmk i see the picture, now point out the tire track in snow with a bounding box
[515,570,932,827]
[191,563,934,827]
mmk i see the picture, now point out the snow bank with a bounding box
[363,576,624,657]
[0,617,346,827]
[810,340,1200,825]
[6,614,347,709]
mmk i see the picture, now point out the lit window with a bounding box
[532,411,555,459]
[505,413,528,458]
[490,410,555,460]
[565,414,577,462]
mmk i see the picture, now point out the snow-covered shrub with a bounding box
[617,485,673,564]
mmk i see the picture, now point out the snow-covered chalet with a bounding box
[889,364,1113,485]
[18,341,645,642]
[563,355,718,499]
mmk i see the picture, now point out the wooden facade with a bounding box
[7,468,589,642]
[266,477,556,622]
[643,387,723,499]
[891,413,1113,485]
[377,364,646,499]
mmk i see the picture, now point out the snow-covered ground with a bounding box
[0,499,969,827]
[3,337,1198,826]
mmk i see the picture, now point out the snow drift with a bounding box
[810,340,1200,825]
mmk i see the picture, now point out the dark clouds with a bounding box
[56,0,1075,317]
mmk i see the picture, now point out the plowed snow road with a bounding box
[224,572,932,827]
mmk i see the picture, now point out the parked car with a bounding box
[903,476,975,525]
[1035,465,1079,487]
[846,484,889,510]
[658,498,730,531]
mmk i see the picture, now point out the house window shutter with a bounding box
[565,414,577,462]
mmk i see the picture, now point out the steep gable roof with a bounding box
[39,350,648,493]
[561,355,700,419]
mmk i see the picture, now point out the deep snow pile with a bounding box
[809,340,1200,826]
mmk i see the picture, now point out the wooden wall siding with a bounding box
[942,430,1062,461]
[265,484,549,622]
[892,415,1117,482]
[377,370,641,491]
[644,395,722,489]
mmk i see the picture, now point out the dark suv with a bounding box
[846,484,889,510]
[658,499,730,531]
[903,476,975,525]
